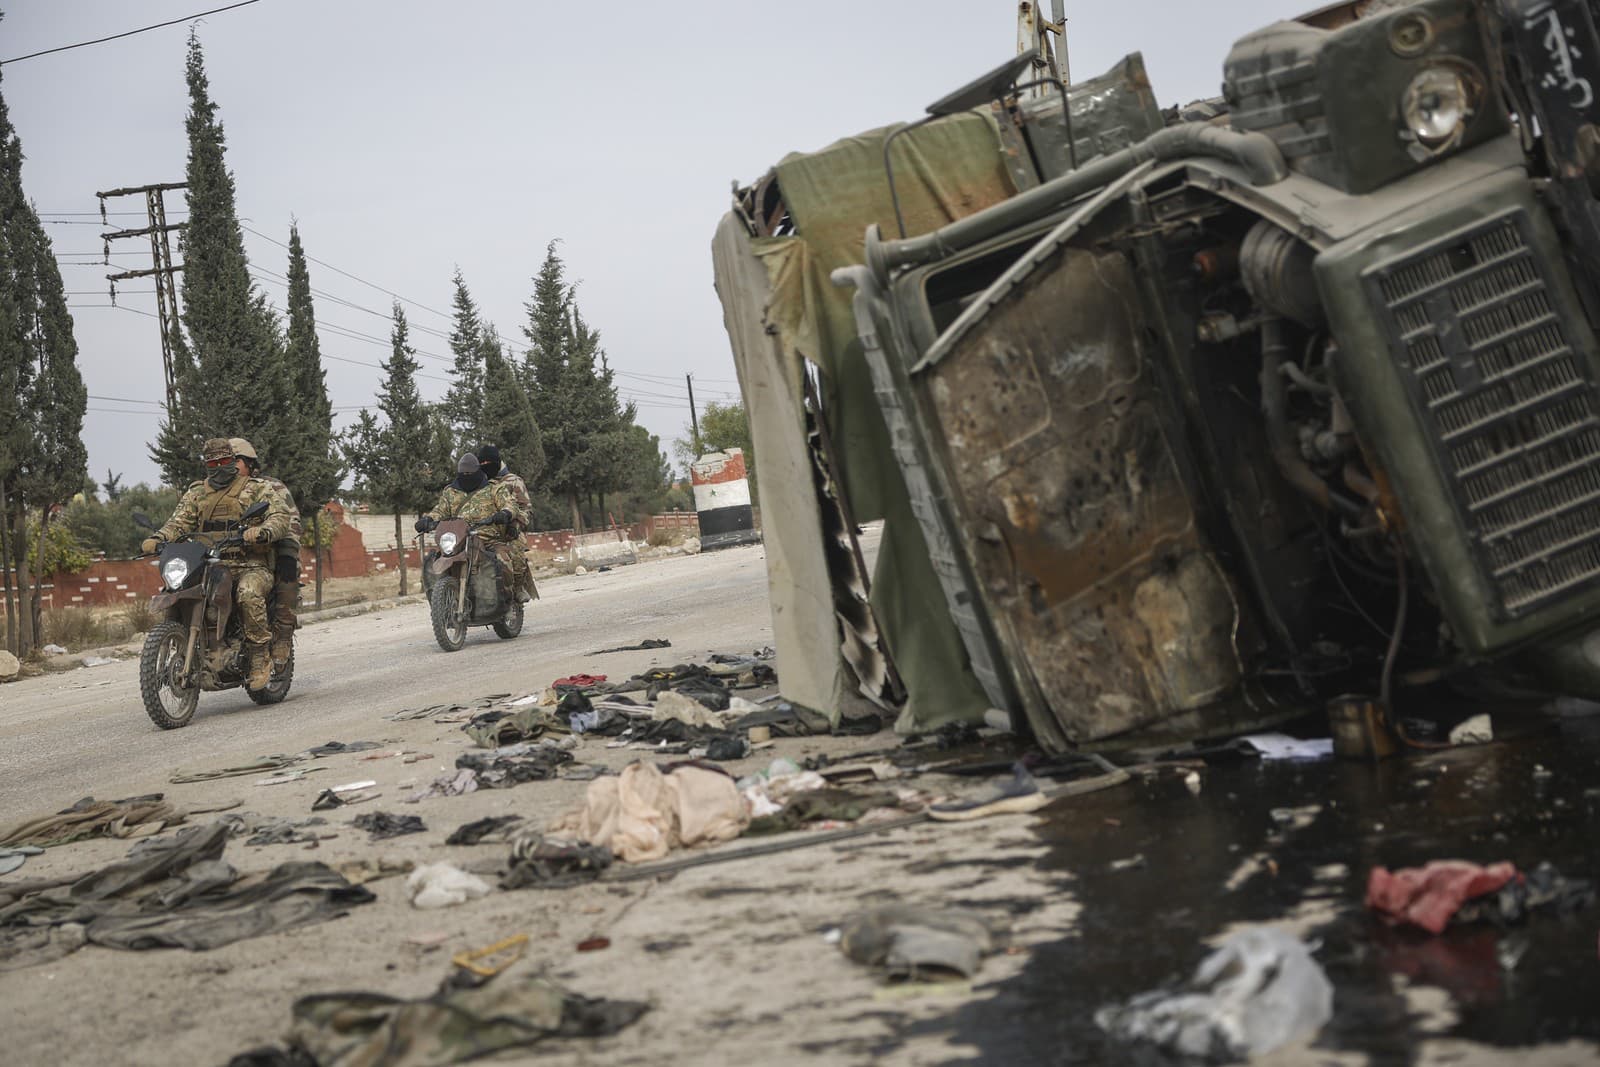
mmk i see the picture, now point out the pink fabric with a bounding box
[1365,861,1519,934]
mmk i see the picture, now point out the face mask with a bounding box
[208,465,239,490]
[456,471,486,493]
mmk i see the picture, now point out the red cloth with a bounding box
[1365,861,1519,934]
[552,674,607,688]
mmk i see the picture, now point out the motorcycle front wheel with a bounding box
[492,598,524,639]
[141,619,199,729]
[430,578,467,652]
[247,646,294,705]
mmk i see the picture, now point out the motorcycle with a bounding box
[422,516,524,652]
[133,501,294,729]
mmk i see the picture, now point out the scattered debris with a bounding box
[502,833,613,889]
[577,937,611,952]
[456,746,573,788]
[334,858,413,886]
[1239,733,1335,761]
[446,815,525,846]
[1367,861,1594,934]
[838,906,1010,981]
[928,765,1048,821]
[352,812,426,841]
[406,863,492,910]
[0,794,184,848]
[228,974,648,1064]
[404,768,479,803]
[304,740,384,758]
[547,761,748,863]
[452,933,528,978]
[1095,926,1333,1061]
[0,846,43,876]
[0,821,374,971]
[1450,715,1494,745]
[586,639,671,655]
[170,755,302,784]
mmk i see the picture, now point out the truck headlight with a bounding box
[1403,67,1471,150]
[438,532,459,555]
[162,558,190,589]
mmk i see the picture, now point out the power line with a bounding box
[1,0,265,66]
[239,223,450,320]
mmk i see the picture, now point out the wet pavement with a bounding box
[916,709,1600,1064]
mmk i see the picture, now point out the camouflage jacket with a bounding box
[255,474,304,557]
[425,479,521,545]
[156,474,294,567]
[491,470,531,531]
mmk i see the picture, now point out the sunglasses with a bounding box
[203,456,236,468]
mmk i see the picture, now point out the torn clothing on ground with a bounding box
[548,761,748,864]
[0,794,185,849]
[229,973,648,1067]
[502,833,614,890]
[0,821,374,970]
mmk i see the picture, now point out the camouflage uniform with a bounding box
[155,473,293,647]
[256,474,304,663]
[424,479,530,595]
[489,468,537,599]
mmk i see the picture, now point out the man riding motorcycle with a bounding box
[416,453,530,602]
[141,437,293,690]
[475,442,536,601]
[229,437,303,669]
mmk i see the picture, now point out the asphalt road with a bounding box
[0,544,774,818]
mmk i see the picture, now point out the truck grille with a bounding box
[1371,210,1600,618]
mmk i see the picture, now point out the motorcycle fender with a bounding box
[431,555,462,577]
[150,586,203,612]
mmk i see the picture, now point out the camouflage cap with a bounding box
[201,438,236,463]
[228,437,259,462]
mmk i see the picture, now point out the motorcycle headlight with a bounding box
[1403,67,1471,150]
[162,557,190,589]
[438,532,459,555]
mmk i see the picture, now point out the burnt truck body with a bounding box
[717,0,1600,751]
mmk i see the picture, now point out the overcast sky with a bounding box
[3,0,1304,489]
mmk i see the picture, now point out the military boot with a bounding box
[247,642,273,690]
[271,630,293,668]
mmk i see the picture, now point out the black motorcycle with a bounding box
[133,501,293,728]
[420,516,524,652]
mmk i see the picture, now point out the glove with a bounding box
[244,527,270,544]
[490,509,514,526]
[415,516,437,533]
[141,537,160,555]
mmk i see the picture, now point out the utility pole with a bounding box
[96,182,186,407]
[686,373,701,454]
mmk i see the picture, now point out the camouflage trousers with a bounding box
[273,555,300,648]
[225,562,275,646]
[486,541,532,599]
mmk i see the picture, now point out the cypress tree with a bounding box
[0,44,88,655]
[479,327,543,482]
[556,303,631,530]
[163,29,284,475]
[277,223,342,606]
[442,269,484,441]
[340,304,433,594]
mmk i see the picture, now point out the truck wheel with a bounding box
[431,579,467,652]
[247,646,294,705]
[493,599,524,639]
[141,620,199,729]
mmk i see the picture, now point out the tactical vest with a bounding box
[197,477,273,563]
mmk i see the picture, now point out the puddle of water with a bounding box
[921,712,1600,1063]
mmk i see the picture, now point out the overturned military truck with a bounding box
[713,0,1600,753]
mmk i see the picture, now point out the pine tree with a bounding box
[556,303,632,530]
[340,304,433,594]
[276,223,343,606]
[479,328,543,481]
[442,269,485,441]
[161,29,284,476]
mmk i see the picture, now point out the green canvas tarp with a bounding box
[712,111,1017,729]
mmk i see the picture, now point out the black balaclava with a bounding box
[476,444,503,478]
[454,453,486,493]
[208,463,239,490]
